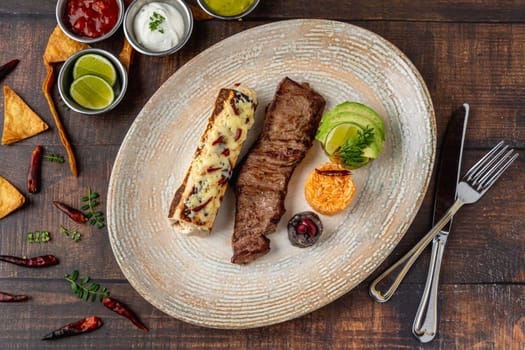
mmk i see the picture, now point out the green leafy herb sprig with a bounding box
[60,225,81,242]
[338,126,375,168]
[81,188,105,229]
[25,230,51,243]
[65,270,110,302]
[149,11,165,33]
[44,153,65,163]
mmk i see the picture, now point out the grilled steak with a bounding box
[231,77,326,264]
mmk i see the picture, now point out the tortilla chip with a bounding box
[0,176,25,220]
[2,86,49,145]
[43,25,89,64]
[119,38,134,72]
[41,26,82,176]
[41,63,78,176]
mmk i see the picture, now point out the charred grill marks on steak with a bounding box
[231,77,326,264]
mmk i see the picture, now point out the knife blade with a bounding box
[0,59,19,83]
[412,103,469,342]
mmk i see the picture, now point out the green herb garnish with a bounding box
[25,230,51,243]
[65,270,110,302]
[81,187,105,229]
[149,11,165,33]
[44,153,65,163]
[338,126,375,168]
[60,225,81,242]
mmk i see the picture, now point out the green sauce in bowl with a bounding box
[202,0,254,17]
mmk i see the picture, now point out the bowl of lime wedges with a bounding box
[58,48,128,115]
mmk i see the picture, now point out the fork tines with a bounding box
[464,141,519,192]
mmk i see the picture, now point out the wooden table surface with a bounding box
[0,1,523,349]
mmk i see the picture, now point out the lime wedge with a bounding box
[73,53,117,86]
[324,123,360,155]
[70,74,115,110]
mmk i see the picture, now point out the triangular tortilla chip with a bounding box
[2,85,49,145]
[0,176,25,220]
[43,25,89,64]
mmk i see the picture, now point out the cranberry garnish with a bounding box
[301,218,318,237]
[296,223,308,235]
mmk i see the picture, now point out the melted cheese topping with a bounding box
[181,90,256,228]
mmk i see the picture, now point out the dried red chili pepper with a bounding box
[42,316,103,340]
[27,145,43,193]
[102,296,148,332]
[0,290,29,302]
[314,168,352,176]
[0,254,58,267]
[53,201,88,223]
[0,59,19,82]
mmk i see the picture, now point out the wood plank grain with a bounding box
[1,19,524,148]
[0,20,523,282]
[0,144,121,280]
[0,146,522,283]
[0,4,524,349]
[4,0,525,23]
[375,150,525,285]
[0,280,521,349]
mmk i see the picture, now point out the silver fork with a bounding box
[369,141,518,303]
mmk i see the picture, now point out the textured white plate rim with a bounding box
[107,19,436,329]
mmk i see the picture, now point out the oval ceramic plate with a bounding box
[108,19,436,329]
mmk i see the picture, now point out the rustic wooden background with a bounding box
[0,0,523,349]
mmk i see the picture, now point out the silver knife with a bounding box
[412,103,469,342]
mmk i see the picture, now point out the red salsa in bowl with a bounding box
[63,0,121,40]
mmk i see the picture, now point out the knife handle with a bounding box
[369,199,463,302]
[412,234,447,342]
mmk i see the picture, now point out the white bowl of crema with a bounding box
[123,0,193,56]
